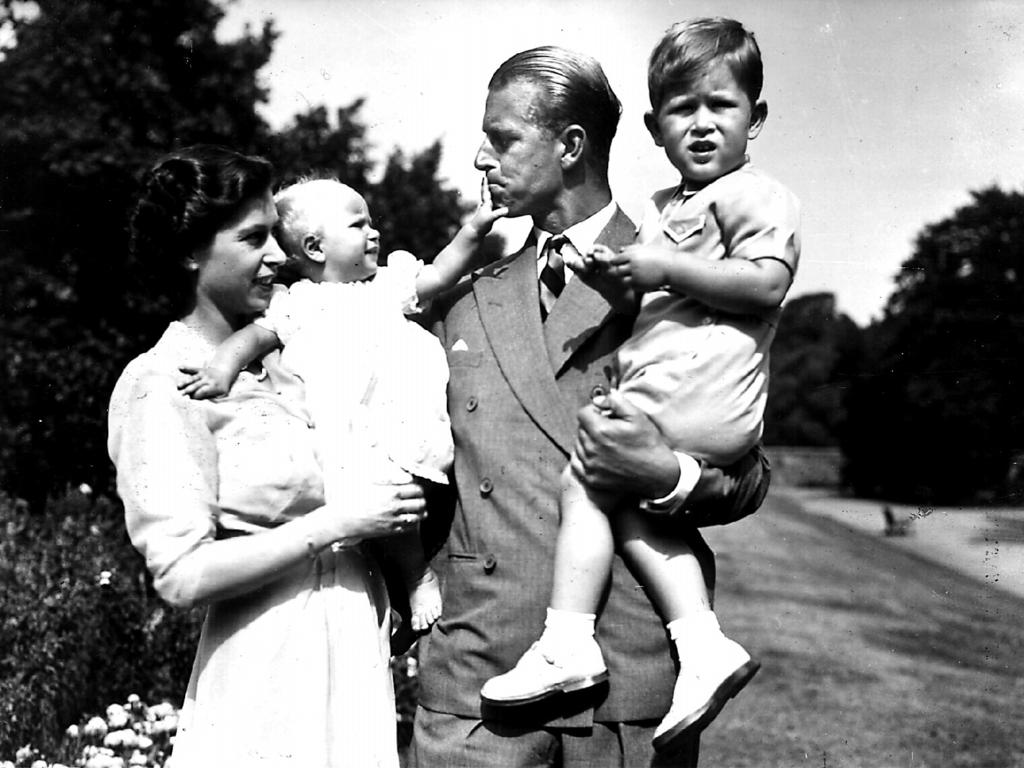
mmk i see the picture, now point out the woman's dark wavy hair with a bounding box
[128,145,274,315]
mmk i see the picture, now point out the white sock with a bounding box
[667,610,721,659]
[539,607,596,654]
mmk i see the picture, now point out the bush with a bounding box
[0,490,202,757]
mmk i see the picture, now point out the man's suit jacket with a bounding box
[418,207,711,725]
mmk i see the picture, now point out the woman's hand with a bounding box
[321,480,428,543]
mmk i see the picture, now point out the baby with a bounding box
[482,18,800,753]
[181,177,505,633]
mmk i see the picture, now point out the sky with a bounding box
[221,0,1024,326]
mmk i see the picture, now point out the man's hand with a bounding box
[178,364,234,400]
[571,389,679,498]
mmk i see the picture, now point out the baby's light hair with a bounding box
[273,176,353,259]
[648,17,763,112]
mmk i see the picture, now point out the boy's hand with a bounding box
[467,176,508,236]
[591,243,674,292]
[178,365,233,400]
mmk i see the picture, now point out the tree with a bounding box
[0,0,276,505]
[763,293,864,447]
[841,187,1024,502]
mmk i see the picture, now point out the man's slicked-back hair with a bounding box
[489,46,622,174]
[648,18,763,112]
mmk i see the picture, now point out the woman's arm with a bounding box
[110,366,426,608]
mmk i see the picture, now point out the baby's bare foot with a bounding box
[408,568,443,633]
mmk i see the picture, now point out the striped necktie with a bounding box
[539,234,568,320]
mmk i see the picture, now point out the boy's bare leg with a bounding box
[614,507,759,751]
[549,465,618,612]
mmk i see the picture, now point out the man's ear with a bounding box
[559,124,586,170]
[748,100,768,140]
[302,234,325,263]
[644,111,664,147]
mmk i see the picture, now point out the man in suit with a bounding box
[411,46,769,767]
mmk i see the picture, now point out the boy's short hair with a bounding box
[273,175,341,258]
[648,17,763,111]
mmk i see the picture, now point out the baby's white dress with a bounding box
[256,251,453,501]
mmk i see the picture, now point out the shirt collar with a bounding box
[533,199,617,278]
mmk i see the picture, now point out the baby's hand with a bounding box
[466,176,508,236]
[178,364,234,400]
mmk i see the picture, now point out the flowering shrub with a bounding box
[0,490,202,757]
[1,695,179,768]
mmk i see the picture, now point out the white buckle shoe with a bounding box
[653,637,760,752]
[481,640,608,706]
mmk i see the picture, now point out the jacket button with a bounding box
[590,384,606,400]
[479,478,493,496]
[466,396,478,411]
[483,554,497,573]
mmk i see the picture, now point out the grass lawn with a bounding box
[699,489,1024,768]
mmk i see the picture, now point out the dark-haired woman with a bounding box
[108,146,421,767]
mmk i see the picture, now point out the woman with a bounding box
[108,145,424,767]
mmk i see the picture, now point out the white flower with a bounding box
[126,694,141,708]
[66,723,80,739]
[84,716,108,738]
[78,483,93,496]
[104,729,138,750]
[30,761,47,768]
[106,704,129,729]
[15,745,34,762]
[97,570,113,587]
[128,751,147,766]
[136,736,153,751]
[146,702,176,720]
[0,760,15,768]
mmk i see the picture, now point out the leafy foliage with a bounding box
[764,293,864,447]
[0,489,202,757]
[841,186,1024,502]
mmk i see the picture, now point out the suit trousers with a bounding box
[410,706,699,768]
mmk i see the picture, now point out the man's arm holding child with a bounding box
[178,324,281,400]
[415,179,507,302]
[572,390,770,527]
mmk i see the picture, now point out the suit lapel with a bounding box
[473,242,578,453]
[543,206,638,376]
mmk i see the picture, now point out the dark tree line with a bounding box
[765,187,1024,504]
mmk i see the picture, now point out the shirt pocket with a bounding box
[662,214,706,244]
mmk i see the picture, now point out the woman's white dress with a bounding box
[108,321,399,768]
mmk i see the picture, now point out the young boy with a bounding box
[481,18,800,752]
[180,177,505,633]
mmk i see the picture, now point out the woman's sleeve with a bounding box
[108,362,220,607]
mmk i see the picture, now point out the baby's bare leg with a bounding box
[388,528,442,633]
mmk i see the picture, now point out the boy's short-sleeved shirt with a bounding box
[616,163,800,464]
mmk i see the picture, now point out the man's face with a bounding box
[475,80,565,220]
